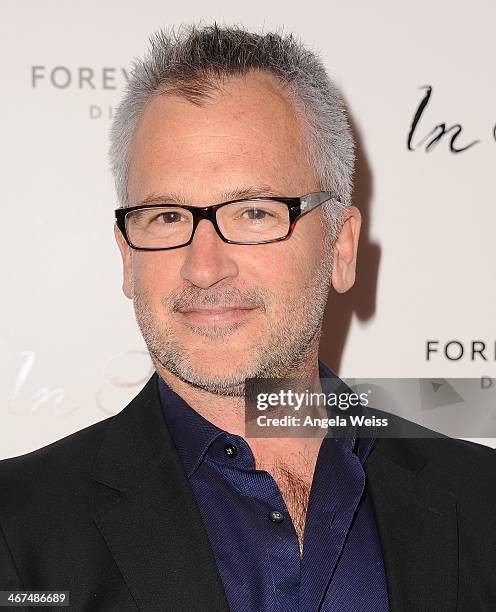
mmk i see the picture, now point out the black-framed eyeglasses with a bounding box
[114,190,342,251]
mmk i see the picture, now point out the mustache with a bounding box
[169,285,268,312]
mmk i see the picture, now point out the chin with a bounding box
[190,349,250,376]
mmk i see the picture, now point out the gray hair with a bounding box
[109,23,355,238]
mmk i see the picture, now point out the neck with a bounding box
[152,346,328,471]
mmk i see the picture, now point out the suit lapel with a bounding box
[365,439,458,612]
[91,374,230,612]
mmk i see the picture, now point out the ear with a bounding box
[114,223,134,299]
[331,206,361,293]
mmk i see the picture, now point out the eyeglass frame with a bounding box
[114,189,342,251]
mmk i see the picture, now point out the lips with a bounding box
[177,305,257,325]
[178,306,255,314]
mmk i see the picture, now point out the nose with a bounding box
[180,218,239,289]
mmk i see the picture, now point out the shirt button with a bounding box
[269,510,284,523]
[224,442,238,458]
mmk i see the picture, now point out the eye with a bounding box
[240,207,273,220]
[153,210,183,223]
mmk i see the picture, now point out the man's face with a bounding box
[115,71,357,395]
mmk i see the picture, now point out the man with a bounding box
[1,23,495,612]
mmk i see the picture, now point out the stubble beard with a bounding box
[132,237,334,397]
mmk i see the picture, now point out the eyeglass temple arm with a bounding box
[299,190,342,213]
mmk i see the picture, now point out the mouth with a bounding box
[176,306,258,326]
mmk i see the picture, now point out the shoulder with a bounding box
[0,373,161,515]
[0,415,114,506]
[411,435,495,486]
[363,404,496,493]
[372,434,496,501]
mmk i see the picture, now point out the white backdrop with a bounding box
[1,0,495,458]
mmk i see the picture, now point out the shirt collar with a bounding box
[158,360,376,478]
[158,376,223,478]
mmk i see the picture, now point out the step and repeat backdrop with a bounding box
[1,0,495,457]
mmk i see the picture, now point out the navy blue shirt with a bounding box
[158,361,389,612]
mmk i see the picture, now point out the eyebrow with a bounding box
[138,184,281,206]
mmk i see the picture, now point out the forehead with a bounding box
[127,71,317,204]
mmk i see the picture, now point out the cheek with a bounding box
[293,218,327,273]
[131,253,180,296]
[245,235,324,296]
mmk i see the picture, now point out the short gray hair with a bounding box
[109,23,355,237]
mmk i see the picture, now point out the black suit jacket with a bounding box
[1,373,495,611]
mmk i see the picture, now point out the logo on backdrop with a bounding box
[408,85,496,152]
[30,65,130,119]
[426,340,495,393]
[426,340,496,362]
